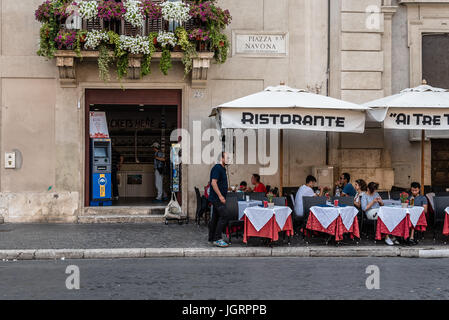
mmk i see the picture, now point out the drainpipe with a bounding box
[325,0,331,165]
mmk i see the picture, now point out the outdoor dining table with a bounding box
[375,205,427,240]
[238,200,263,220]
[242,205,293,243]
[443,207,449,236]
[305,205,360,241]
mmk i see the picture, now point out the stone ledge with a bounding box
[54,50,215,88]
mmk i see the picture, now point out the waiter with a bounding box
[208,152,230,248]
[151,142,167,202]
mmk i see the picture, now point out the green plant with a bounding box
[108,31,129,79]
[175,27,197,76]
[160,48,172,75]
[210,31,229,64]
[98,44,112,82]
[75,30,87,58]
[140,33,157,77]
[37,21,58,59]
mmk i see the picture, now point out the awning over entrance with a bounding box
[210,85,369,133]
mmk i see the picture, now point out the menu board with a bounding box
[89,111,109,138]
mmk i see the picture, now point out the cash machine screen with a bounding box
[94,147,108,158]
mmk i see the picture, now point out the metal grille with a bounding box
[121,20,145,36]
[82,18,103,31]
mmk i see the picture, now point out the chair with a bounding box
[433,196,449,241]
[287,194,295,210]
[194,187,209,225]
[225,196,243,243]
[283,187,300,197]
[273,197,287,206]
[331,196,354,206]
[389,191,402,200]
[378,191,389,200]
[436,192,449,197]
[247,192,266,201]
[227,192,245,201]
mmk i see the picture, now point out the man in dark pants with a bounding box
[208,152,230,248]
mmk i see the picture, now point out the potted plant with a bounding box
[189,28,210,51]
[54,29,77,50]
[400,192,409,208]
[266,192,275,209]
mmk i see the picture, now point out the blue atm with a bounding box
[90,138,112,206]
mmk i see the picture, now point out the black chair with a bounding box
[433,196,449,241]
[225,196,243,244]
[194,187,209,225]
[283,187,300,197]
[359,196,377,241]
[247,192,266,201]
[297,196,327,240]
[286,193,295,211]
[378,191,389,200]
[331,196,354,207]
[389,191,402,200]
[227,192,245,201]
[273,197,287,206]
[436,192,449,197]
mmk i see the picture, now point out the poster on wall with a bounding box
[90,111,109,138]
[171,144,181,193]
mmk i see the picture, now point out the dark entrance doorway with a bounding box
[422,34,449,190]
[85,89,182,207]
[431,139,449,191]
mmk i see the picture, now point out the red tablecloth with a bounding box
[305,212,360,241]
[443,211,449,236]
[243,215,293,243]
[375,212,427,240]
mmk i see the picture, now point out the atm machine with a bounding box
[90,138,112,206]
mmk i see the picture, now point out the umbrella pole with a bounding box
[421,129,425,195]
[280,129,284,196]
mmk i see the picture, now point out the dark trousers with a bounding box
[208,201,229,242]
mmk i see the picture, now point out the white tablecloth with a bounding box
[238,200,262,220]
[446,207,449,215]
[243,206,292,232]
[310,206,359,230]
[377,206,425,232]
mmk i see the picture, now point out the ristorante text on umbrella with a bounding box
[241,112,346,128]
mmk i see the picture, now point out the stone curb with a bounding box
[1,246,449,260]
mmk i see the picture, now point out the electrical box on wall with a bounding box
[5,152,16,169]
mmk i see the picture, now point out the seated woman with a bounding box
[361,182,397,246]
[354,179,367,209]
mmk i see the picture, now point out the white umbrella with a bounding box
[211,85,369,133]
[364,82,449,193]
[211,85,370,192]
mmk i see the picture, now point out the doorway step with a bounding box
[78,205,166,223]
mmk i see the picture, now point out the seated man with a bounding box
[338,172,357,197]
[294,175,323,217]
[407,182,428,245]
[250,174,267,193]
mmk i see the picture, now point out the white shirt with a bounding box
[294,185,315,217]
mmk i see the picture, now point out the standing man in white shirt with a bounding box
[294,175,324,217]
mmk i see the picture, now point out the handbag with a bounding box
[164,192,185,219]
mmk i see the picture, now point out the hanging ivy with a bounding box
[160,48,172,75]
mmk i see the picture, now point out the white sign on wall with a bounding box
[232,31,288,57]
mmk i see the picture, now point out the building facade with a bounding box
[0,0,448,223]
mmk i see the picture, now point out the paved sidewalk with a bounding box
[1,223,449,260]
